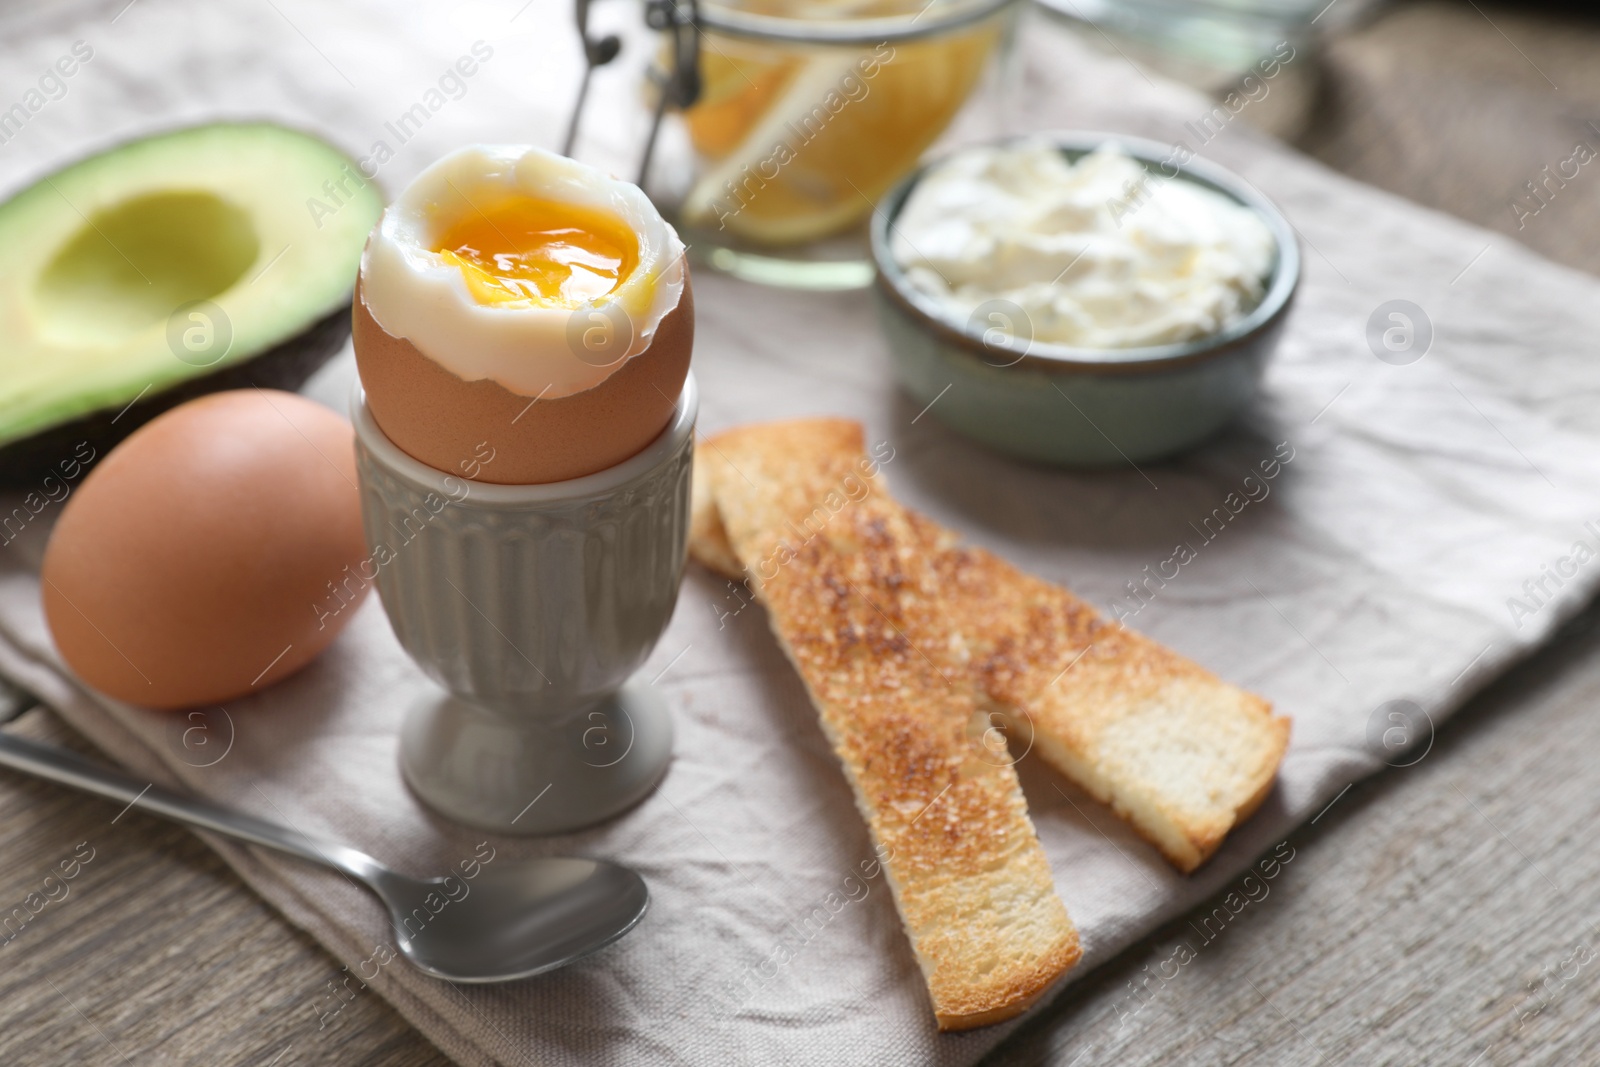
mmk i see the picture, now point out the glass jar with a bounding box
[572,0,1019,289]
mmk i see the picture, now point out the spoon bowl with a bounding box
[382,857,648,982]
[0,710,651,984]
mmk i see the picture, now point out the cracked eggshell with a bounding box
[351,274,693,485]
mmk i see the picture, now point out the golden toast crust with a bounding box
[705,419,1081,1031]
[692,428,1290,875]
[929,531,1290,873]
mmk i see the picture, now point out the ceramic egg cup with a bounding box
[351,374,696,835]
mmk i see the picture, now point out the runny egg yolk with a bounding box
[433,198,638,310]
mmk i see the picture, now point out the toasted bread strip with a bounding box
[919,515,1290,873]
[706,420,1081,1031]
[691,434,1289,873]
[689,439,744,577]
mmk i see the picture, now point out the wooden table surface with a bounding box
[8,3,1600,1064]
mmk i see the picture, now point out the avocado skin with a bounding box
[0,300,351,488]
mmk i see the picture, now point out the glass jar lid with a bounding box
[694,0,1017,44]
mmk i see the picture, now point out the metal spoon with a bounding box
[0,720,648,983]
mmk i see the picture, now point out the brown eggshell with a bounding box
[352,274,694,484]
[40,390,370,710]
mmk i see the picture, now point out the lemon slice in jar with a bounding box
[683,44,803,161]
[679,19,1002,246]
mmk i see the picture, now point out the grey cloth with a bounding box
[3,2,1600,1064]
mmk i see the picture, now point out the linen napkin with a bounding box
[5,1,1600,1064]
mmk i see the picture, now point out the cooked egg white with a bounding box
[360,145,686,399]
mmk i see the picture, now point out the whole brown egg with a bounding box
[40,389,370,709]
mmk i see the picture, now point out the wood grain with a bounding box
[0,708,449,1067]
[983,598,1600,1067]
[6,3,1600,1064]
[1299,0,1600,277]
[981,7,1600,1061]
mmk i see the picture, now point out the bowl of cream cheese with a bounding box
[871,132,1299,465]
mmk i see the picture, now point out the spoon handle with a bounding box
[0,729,383,885]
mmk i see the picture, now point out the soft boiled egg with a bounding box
[354,145,693,485]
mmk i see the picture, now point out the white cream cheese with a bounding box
[890,141,1276,350]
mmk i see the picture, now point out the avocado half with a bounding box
[0,123,382,483]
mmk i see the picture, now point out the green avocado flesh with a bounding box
[0,122,382,459]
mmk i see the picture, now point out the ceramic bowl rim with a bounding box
[351,371,698,504]
[870,131,1301,376]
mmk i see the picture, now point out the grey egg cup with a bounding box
[350,373,697,835]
